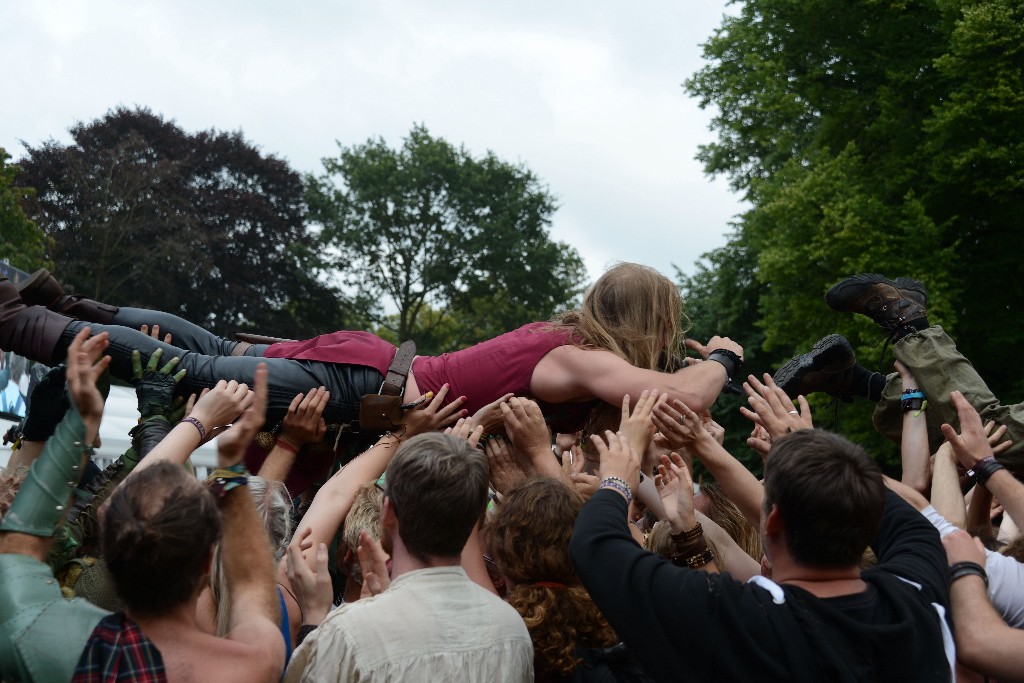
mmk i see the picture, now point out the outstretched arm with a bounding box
[532,338,742,414]
[130,379,254,477]
[655,398,763,528]
[895,361,931,496]
[942,391,1024,531]
[943,530,1024,680]
[0,329,109,559]
[294,385,464,554]
[258,387,329,483]
[214,364,286,677]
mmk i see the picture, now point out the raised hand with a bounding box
[285,528,334,627]
[501,397,556,473]
[443,416,485,449]
[746,423,772,461]
[593,430,641,498]
[739,373,812,439]
[357,529,391,597]
[66,328,112,439]
[941,390,997,469]
[131,347,186,418]
[485,435,526,495]
[698,411,725,446]
[471,392,513,435]
[403,384,467,438]
[685,335,744,360]
[215,364,266,467]
[562,446,599,500]
[655,452,697,533]
[618,390,665,457]
[942,528,986,566]
[652,398,712,454]
[139,323,173,344]
[983,420,1012,457]
[281,386,330,448]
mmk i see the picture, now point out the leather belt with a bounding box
[380,341,417,396]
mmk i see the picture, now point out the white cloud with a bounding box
[1,0,745,284]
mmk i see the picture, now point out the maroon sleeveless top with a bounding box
[264,323,597,433]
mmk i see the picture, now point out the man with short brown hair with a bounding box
[285,433,532,682]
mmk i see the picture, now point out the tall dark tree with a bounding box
[17,107,348,338]
[307,125,586,354]
[0,148,48,273]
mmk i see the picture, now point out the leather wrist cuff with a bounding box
[968,456,1006,486]
[707,349,742,379]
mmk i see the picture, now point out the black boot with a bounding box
[773,334,857,400]
[0,278,74,366]
[17,269,119,324]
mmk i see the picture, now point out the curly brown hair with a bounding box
[489,478,616,678]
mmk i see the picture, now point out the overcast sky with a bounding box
[1,0,744,283]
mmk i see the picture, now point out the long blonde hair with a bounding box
[555,262,686,370]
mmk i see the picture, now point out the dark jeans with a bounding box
[58,308,382,430]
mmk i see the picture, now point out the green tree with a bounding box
[17,107,348,338]
[0,148,48,272]
[307,125,586,353]
[684,0,1022,468]
[922,0,1024,398]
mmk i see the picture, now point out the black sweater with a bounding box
[570,489,951,682]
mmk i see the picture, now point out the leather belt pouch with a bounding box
[359,394,404,431]
[359,340,417,431]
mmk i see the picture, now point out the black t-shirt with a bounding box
[570,489,951,682]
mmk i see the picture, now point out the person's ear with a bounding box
[381,496,396,529]
[763,504,783,535]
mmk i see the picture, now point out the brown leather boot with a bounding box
[17,269,118,324]
[0,278,73,366]
[18,269,65,308]
[825,274,928,340]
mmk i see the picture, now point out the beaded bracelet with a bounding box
[671,546,715,569]
[669,522,704,543]
[949,561,988,587]
[599,477,633,505]
[669,535,709,559]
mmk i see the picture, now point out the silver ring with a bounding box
[788,410,799,415]
[677,414,685,424]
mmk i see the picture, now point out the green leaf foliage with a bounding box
[307,125,587,354]
[0,148,48,272]
[684,0,1023,470]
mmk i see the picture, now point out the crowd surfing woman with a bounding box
[0,263,743,488]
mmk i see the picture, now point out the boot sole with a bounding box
[825,273,927,311]
[773,334,854,399]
